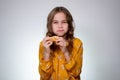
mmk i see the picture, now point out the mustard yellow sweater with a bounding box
[38,38,83,80]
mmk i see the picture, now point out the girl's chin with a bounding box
[56,34,64,37]
[57,35,65,37]
[55,33,66,37]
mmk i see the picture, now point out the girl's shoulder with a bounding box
[73,37,83,45]
[39,41,44,49]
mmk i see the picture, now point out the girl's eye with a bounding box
[62,21,67,23]
[63,21,67,23]
[53,22,58,24]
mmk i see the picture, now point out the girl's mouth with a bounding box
[57,30,64,32]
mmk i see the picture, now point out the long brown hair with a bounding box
[46,6,75,54]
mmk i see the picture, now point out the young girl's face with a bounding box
[52,12,68,37]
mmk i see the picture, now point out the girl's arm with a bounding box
[64,40,83,77]
[56,37,83,77]
[38,42,53,80]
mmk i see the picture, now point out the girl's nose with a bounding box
[58,23,62,28]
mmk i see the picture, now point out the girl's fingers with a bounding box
[46,41,53,46]
[56,41,61,46]
[43,36,51,44]
[56,40,66,47]
[42,36,53,47]
[43,36,50,42]
[56,37,67,47]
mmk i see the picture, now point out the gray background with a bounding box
[0,0,120,80]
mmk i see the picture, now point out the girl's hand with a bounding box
[42,36,53,60]
[42,36,53,53]
[55,37,68,53]
[55,37,70,62]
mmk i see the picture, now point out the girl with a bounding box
[38,6,83,80]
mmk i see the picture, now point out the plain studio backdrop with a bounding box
[0,0,120,80]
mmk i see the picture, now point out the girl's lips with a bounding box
[57,30,64,32]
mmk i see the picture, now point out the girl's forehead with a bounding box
[53,12,66,19]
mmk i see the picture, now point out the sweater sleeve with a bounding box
[65,39,83,77]
[38,42,53,80]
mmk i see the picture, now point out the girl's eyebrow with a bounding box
[52,19,67,21]
[52,20,58,21]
